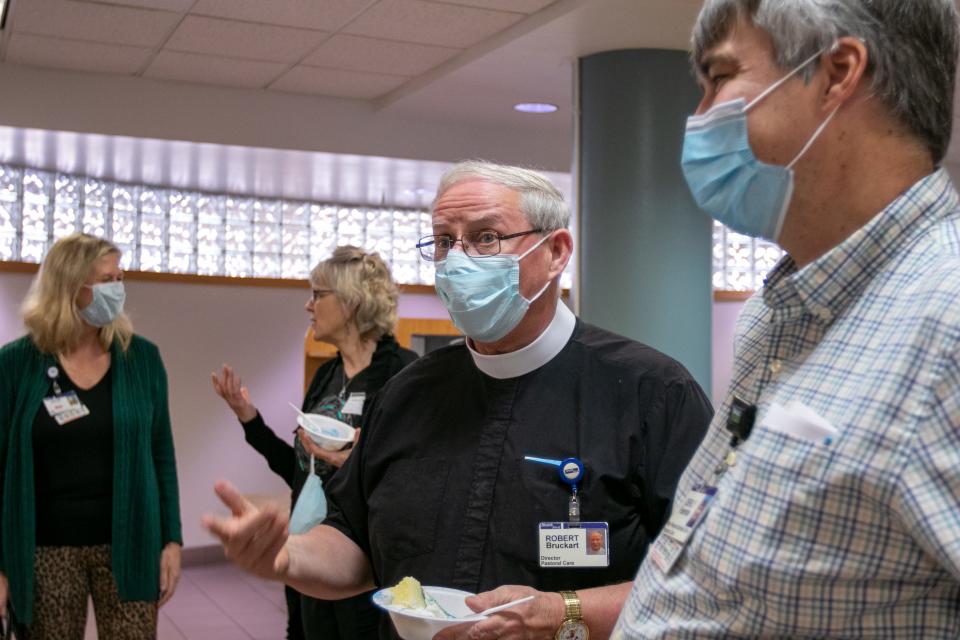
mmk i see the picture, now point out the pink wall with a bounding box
[711,298,747,404]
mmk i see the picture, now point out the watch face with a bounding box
[556,620,589,640]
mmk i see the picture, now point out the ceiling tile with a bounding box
[342,0,524,48]
[69,0,196,12]
[165,16,329,63]
[191,0,376,31]
[144,50,287,89]
[430,0,557,14]
[12,0,182,47]
[5,32,154,74]
[302,34,460,77]
[271,65,408,99]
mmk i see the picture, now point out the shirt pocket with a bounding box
[368,457,449,561]
[493,459,570,569]
[741,423,836,484]
[707,425,839,570]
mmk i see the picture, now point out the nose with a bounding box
[694,92,713,116]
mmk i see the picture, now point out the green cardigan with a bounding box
[0,334,182,624]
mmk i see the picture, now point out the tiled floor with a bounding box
[83,563,288,640]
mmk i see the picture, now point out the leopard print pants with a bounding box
[28,545,157,640]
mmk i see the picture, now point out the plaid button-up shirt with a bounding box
[614,169,960,638]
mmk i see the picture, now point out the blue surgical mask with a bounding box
[435,233,552,343]
[681,48,838,242]
[79,281,126,327]
[289,456,328,535]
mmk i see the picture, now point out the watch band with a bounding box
[559,590,582,621]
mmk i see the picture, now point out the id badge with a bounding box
[342,392,366,416]
[649,483,716,574]
[538,522,609,568]
[43,391,90,425]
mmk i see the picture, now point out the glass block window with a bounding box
[712,221,785,291]
[0,162,585,288]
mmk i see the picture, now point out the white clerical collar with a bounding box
[467,302,577,379]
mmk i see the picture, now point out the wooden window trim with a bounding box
[1,260,749,299]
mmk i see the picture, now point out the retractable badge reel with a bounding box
[525,455,609,568]
[525,455,583,520]
[42,365,90,426]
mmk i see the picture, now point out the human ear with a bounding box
[820,36,868,113]
[546,229,573,280]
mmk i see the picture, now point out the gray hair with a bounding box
[433,160,570,230]
[692,0,959,163]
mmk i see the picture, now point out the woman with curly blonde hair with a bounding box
[0,233,181,639]
[212,245,416,640]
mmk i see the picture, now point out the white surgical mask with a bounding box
[79,281,125,327]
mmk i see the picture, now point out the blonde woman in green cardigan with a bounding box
[0,233,182,639]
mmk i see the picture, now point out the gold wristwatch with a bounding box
[554,590,589,640]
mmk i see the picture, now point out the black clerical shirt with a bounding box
[325,319,712,633]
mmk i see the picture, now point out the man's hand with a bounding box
[433,585,564,640]
[211,365,258,423]
[158,542,181,607]
[202,480,290,580]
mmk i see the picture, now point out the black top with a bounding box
[325,320,713,638]
[240,335,418,504]
[33,366,114,547]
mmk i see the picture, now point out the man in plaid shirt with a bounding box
[615,0,960,638]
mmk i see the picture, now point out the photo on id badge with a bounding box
[538,522,609,568]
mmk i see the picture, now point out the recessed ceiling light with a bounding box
[0,0,9,30]
[514,102,559,114]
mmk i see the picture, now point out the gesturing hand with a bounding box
[202,480,290,580]
[211,365,258,423]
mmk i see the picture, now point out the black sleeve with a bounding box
[323,388,383,560]
[641,375,714,537]
[240,412,296,488]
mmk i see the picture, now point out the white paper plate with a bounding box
[297,413,354,451]
[372,585,484,640]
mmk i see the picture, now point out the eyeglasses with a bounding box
[416,228,543,261]
[309,288,334,302]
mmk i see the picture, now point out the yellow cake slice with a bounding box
[390,576,427,609]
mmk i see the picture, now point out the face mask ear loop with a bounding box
[527,278,553,303]
[518,231,555,303]
[787,105,840,169]
[745,47,827,112]
[516,231,553,261]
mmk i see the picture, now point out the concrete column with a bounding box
[577,49,712,391]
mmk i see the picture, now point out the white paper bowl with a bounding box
[297,413,355,451]
[372,586,484,640]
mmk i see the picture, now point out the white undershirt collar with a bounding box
[467,302,576,379]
